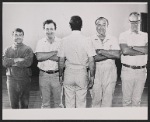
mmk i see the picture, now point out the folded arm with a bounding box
[49,54,59,62]
[132,44,148,54]
[36,51,57,62]
[96,49,121,59]
[94,54,108,62]
[120,44,145,56]
[3,57,16,67]
[14,48,34,68]
[3,48,19,67]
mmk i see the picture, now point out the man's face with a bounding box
[96,19,108,36]
[129,15,141,32]
[44,23,56,39]
[12,31,24,44]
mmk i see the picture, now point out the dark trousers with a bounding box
[7,76,31,109]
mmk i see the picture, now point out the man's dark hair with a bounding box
[95,17,109,26]
[69,16,82,31]
[43,19,57,30]
[12,28,24,35]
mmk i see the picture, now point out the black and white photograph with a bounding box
[2,1,148,120]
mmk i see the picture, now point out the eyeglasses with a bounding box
[129,20,141,24]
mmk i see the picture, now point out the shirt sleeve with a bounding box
[3,47,15,67]
[35,40,43,53]
[85,39,96,57]
[145,33,148,44]
[57,39,65,58]
[111,37,120,50]
[16,47,34,68]
[119,33,127,44]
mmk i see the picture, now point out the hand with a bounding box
[14,58,24,63]
[87,77,94,89]
[96,49,103,55]
[18,58,24,62]
[53,51,58,54]
[12,63,17,66]
[59,76,63,86]
[96,49,100,54]
[87,81,94,89]
[128,46,133,49]
[14,58,19,63]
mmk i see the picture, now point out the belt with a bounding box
[40,69,59,74]
[122,64,146,69]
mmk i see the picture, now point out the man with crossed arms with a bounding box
[90,17,120,107]
[119,12,148,107]
[35,19,62,108]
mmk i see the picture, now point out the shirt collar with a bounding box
[95,34,111,43]
[44,36,56,43]
[72,30,81,34]
[128,29,142,35]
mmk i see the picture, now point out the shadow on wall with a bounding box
[2,53,39,76]
[30,53,39,76]
[115,59,122,79]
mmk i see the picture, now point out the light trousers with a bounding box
[91,63,117,107]
[121,66,147,107]
[39,71,62,108]
[63,67,88,108]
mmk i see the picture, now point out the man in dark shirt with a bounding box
[3,28,33,109]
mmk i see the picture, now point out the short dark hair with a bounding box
[95,17,109,26]
[12,28,24,35]
[43,19,57,30]
[69,16,82,30]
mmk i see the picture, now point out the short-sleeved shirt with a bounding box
[35,37,61,71]
[57,31,96,69]
[119,30,148,66]
[90,34,120,65]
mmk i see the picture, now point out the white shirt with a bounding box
[90,34,120,65]
[119,30,148,66]
[35,37,61,71]
[58,31,96,69]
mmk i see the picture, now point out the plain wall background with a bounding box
[3,2,147,51]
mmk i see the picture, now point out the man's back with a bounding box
[58,16,96,108]
[59,31,95,69]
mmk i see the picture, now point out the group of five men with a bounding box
[3,12,148,109]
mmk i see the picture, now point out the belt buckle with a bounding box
[132,65,137,69]
[48,70,55,74]
[47,70,52,74]
[140,66,145,69]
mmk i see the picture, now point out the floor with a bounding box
[2,76,148,109]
